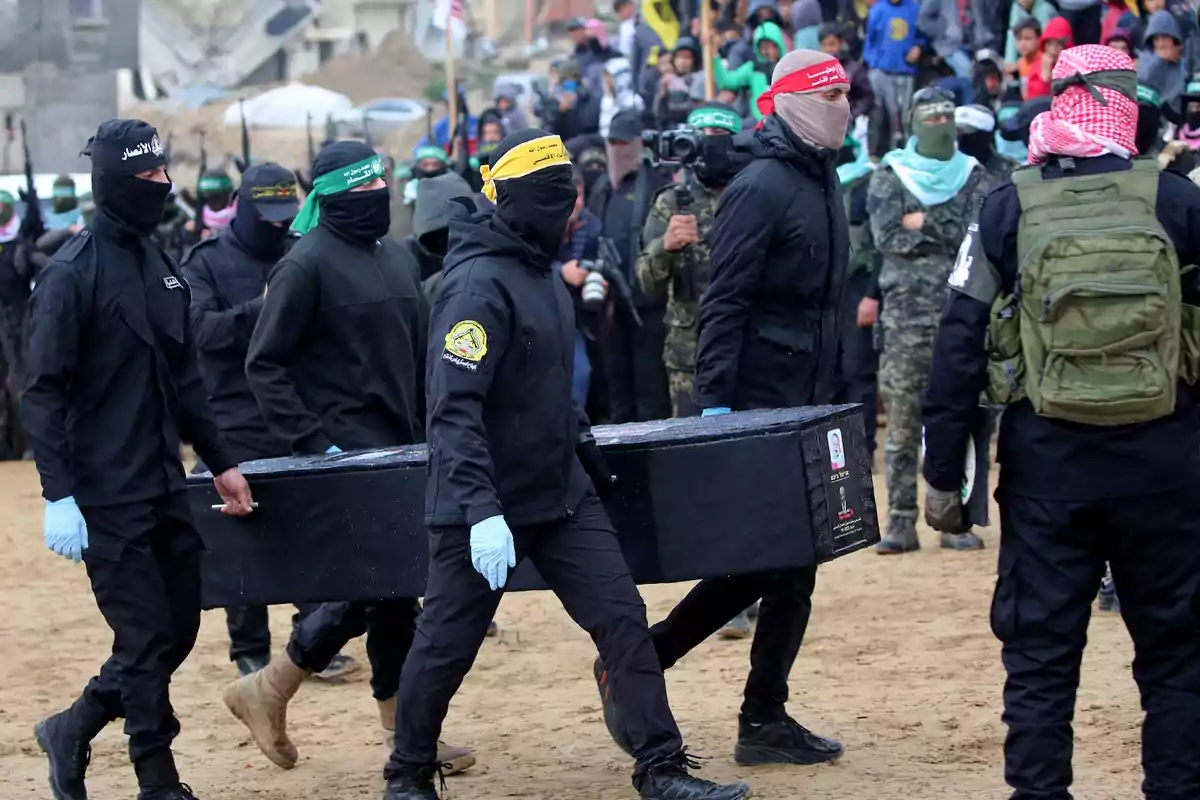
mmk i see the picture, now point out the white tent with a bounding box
[224,84,353,129]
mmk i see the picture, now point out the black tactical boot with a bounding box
[734,714,844,766]
[34,695,109,800]
[593,656,634,756]
[940,531,985,551]
[134,751,184,800]
[382,766,440,800]
[635,754,751,800]
[139,785,199,800]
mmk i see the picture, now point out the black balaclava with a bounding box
[1137,101,1165,156]
[312,140,391,245]
[231,192,291,261]
[84,119,171,238]
[578,147,608,196]
[489,129,578,266]
[957,130,995,163]
[691,101,744,188]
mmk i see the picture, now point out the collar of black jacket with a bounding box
[740,116,836,177]
[443,199,553,276]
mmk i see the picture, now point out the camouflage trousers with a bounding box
[667,369,700,418]
[878,322,936,522]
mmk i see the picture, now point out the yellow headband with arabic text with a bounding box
[480,135,572,202]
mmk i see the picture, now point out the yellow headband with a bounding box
[480,134,572,202]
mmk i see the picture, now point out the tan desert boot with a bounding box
[377,696,477,776]
[223,655,308,769]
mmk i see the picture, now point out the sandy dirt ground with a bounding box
[0,455,1144,800]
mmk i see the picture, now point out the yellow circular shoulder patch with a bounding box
[445,320,488,362]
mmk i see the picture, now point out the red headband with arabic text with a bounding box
[756,59,849,118]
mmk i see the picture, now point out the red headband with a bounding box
[756,59,849,118]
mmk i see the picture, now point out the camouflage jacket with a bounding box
[867,165,990,328]
[636,182,719,373]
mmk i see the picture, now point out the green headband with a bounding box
[52,185,76,199]
[0,190,13,205]
[1052,69,1138,106]
[291,154,385,235]
[198,175,234,193]
[1139,85,1164,107]
[687,107,742,134]
[415,145,449,163]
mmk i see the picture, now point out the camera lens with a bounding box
[671,137,696,161]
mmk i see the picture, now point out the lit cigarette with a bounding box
[211,502,261,510]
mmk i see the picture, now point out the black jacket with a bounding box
[22,219,235,506]
[245,222,428,454]
[693,116,849,411]
[425,201,592,527]
[587,164,672,307]
[923,155,1200,502]
[181,229,293,460]
[548,91,603,142]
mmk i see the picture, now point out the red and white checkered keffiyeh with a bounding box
[1027,45,1139,165]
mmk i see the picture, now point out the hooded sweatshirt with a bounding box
[713,21,790,121]
[1025,17,1073,100]
[405,171,476,285]
[864,0,925,75]
[790,0,824,52]
[1138,11,1188,106]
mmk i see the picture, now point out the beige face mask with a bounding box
[768,50,852,151]
[774,90,852,150]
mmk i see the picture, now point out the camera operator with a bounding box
[587,110,673,422]
[636,102,743,419]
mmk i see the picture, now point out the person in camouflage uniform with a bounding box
[637,102,742,419]
[637,102,761,639]
[868,87,990,554]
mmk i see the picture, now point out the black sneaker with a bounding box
[734,716,844,766]
[593,656,633,756]
[234,654,269,678]
[34,711,92,800]
[637,763,751,800]
[383,768,440,800]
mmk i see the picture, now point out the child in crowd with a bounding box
[864,0,926,150]
[1009,18,1043,98]
[1004,0,1055,74]
[1024,16,1072,99]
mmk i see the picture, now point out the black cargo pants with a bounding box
[994,488,1200,800]
[386,491,682,777]
[77,492,202,763]
[648,565,817,722]
[286,599,419,700]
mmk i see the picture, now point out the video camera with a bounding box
[579,237,643,327]
[642,126,705,166]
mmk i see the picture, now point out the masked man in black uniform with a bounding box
[230,141,473,774]
[24,119,255,800]
[381,128,751,800]
[181,163,350,678]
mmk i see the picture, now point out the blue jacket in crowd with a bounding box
[865,0,926,75]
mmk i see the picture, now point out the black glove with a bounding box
[577,439,616,497]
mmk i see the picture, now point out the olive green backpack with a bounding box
[985,159,1191,426]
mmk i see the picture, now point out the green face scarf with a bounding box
[290,154,386,235]
[913,99,958,161]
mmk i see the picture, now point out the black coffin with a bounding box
[189,405,880,608]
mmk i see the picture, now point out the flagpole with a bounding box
[445,13,457,161]
[702,0,714,101]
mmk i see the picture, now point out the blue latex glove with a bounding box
[701,407,731,417]
[44,497,88,563]
[470,515,516,591]
[325,445,342,454]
